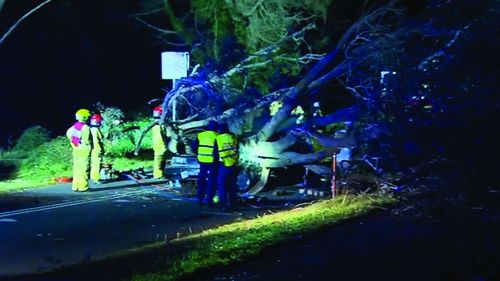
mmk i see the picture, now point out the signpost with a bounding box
[331,152,337,198]
[161,51,190,121]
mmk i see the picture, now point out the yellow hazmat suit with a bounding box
[90,126,104,182]
[152,122,167,179]
[66,109,92,191]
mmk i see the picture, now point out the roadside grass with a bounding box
[0,136,72,192]
[123,194,395,281]
[0,124,154,193]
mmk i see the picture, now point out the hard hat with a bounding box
[75,108,91,122]
[153,105,163,118]
[90,114,103,126]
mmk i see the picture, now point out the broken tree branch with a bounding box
[0,0,54,46]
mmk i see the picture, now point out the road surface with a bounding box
[0,179,281,276]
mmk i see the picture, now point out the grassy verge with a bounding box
[0,135,153,194]
[0,119,154,193]
[0,155,151,194]
[0,136,72,193]
[125,194,395,281]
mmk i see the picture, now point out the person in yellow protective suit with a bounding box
[66,108,92,192]
[216,122,239,212]
[152,105,168,179]
[89,113,104,184]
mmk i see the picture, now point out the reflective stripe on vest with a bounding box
[71,122,85,147]
[217,133,238,167]
[197,130,217,163]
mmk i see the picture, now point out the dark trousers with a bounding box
[197,162,217,205]
[217,164,237,210]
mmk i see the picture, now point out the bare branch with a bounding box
[0,0,53,46]
[134,121,157,155]
[157,36,187,47]
[129,8,163,17]
[220,23,316,79]
[418,23,472,71]
[134,17,177,35]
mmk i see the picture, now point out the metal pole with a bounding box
[172,79,177,122]
[331,152,337,198]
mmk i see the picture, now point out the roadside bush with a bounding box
[17,136,72,180]
[10,126,51,158]
[92,103,125,139]
[91,103,154,157]
[105,118,153,157]
[1,106,157,188]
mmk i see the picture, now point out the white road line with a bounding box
[0,190,146,218]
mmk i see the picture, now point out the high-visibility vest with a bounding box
[217,133,238,167]
[67,122,91,148]
[197,130,217,163]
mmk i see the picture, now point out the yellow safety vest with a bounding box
[217,133,238,167]
[197,130,217,163]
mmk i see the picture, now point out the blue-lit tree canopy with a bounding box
[134,0,498,193]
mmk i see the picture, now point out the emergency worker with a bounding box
[152,105,168,179]
[216,123,239,212]
[192,120,218,207]
[66,108,92,192]
[89,113,104,184]
[269,100,305,124]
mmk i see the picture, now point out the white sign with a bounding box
[161,51,190,80]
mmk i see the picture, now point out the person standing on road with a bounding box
[216,122,239,212]
[192,120,219,207]
[89,113,104,184]
[152,105,168,179]
[66,108,92,192]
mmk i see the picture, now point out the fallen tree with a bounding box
[135,0,495,194]
[132,2,405,193]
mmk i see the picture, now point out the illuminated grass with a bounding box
[111,156,152,171]
[0,126,153,193]
[0,136,72,192]
[130,195,395,281]
[0,155,151,193]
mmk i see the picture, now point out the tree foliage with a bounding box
[136,0,500,192]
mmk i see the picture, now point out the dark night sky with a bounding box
[0,0,167,146]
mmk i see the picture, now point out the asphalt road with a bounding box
[0,179,276,277]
